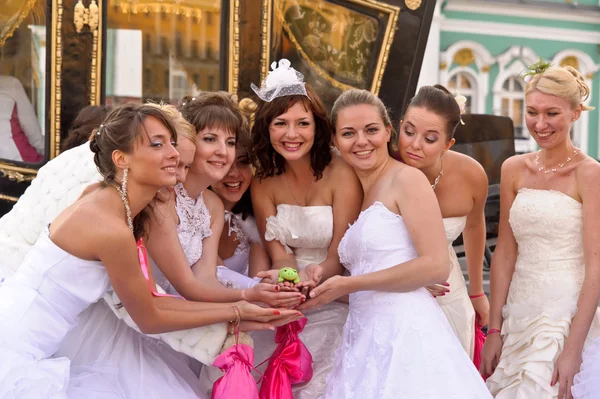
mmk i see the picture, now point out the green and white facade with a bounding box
[419,0,600,156]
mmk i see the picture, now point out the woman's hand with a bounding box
[551,347,582,399]
[238,311,304,332]
[246,283,305,308]
[297,275,349,311]
[237,301,302,323]
[296,264,323,295]
[480,332,503,377]
[425,283,450,298]
[471,295,490,327]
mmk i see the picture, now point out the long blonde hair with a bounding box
[526,65,594,111]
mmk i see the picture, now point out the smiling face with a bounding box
[210,145,252,210]
[525,90,581,150]
[398,106,454,169]
[268,101,315,162]
[333,104,391,172]
[190,126,236,185]
[125,116,180,189]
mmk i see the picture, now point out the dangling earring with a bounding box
[114,168,133,232]
[121,167,128,198]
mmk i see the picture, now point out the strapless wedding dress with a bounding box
[322,202,491,398]
[252,204,348,399]
[487,189,600,398]
[436,216,475,358]
[0,229,125,398]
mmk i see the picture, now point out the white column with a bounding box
[417,1,443,88]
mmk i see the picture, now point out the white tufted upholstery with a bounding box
[0,142,226,364]
[0,143,101,276]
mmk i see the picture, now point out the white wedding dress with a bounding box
[322,202,491,399]
[0,228,126,398]
[54,184,228,398]
[436,216,475,358]
[251,204,348,399]
[487,189,600,398]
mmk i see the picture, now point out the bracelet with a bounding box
[469,293,486,299]
[487,328,501,335]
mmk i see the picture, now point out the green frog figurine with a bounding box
[278,267,300,284]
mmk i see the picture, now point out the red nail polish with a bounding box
[274,286,280,291]
[273,310,281,315]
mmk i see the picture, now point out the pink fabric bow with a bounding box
[473,313,486,379]
[259,318,313,399]
[212,343,259,399]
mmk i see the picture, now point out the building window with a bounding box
[208,75,215,91]
[206,11,213,25]
[206,41,213,60]
[175,33,183,57]
[499,76,526,139]
[191,39,198,58]
[447,72,476,114]
[160,36,169,56]
[144,68,152,89]
[144,33,151,53]
[164,70,170,90]
[193,73,200,86]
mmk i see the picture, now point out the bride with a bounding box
[482,62,600,399]
[248,59,362,398]
[300,89,492,398]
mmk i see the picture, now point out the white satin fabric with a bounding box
[487,189,600,398]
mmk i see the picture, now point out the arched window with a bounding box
[499,76,525,138]
[448,71,476,114]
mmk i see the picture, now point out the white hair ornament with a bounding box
[251,59,308,102]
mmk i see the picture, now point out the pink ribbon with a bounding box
[259,318,313,399]
[136,238,185,299]
[473,313,486,380]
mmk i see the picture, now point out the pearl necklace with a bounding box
[534,148,579,174]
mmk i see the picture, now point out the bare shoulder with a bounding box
[501,153,528,174]
[203,189,225,215]
[328,153,360,181]
[251,174,275,196]
[577,156,600,185]
[392,160,428,185]
[449,151,488,191]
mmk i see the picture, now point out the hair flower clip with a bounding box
[251,58,308,102]
[522,57,552,82]
[454,95,467,125]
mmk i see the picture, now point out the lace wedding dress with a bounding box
[251,204,348,399]
[436,216,475,358]
[487,189,600,398]
[322,202,491,399]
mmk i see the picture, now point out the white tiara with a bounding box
[251,59,308,102]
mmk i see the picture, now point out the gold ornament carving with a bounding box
[481,65,491,73]
[440,61,447,70]
[73,0,101,105]
[405,0,421,11]
[0,168,36,183]
[239,97,258,129]
[0,194,19,203]
[560,56,579,71]
[453,48,475,67]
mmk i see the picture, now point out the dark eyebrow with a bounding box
[365,122,381,128]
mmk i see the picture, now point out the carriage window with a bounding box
[105,0,222,106]
[0,0,47,164]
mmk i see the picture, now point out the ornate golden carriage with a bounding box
[0,0,434,216]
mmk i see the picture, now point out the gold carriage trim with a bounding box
[261,0,399,95]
